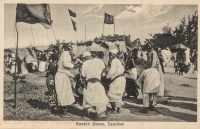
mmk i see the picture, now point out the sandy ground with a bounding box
[3,61,197,122]
[101,61,197,122]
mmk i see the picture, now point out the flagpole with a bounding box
[124,21,126,41]
[75,33,77,43]
[30,25,35,47]
[114,14,115,36]
[46,30,51,46]
[124,21,126,35]
[102,12,104,36]
[85,24,86,42]
[14,22,18,109]
[51,25,57,43]
[103,23,104,36]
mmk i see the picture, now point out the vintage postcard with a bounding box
[0,0,199,129]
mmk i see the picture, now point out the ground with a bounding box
[3,61,197,122]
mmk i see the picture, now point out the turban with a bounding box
[83,51,91,58]
[110,49,118,54]
[63,43,72,50]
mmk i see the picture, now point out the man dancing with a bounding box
[82,51,108,118]
[107,49,126,114]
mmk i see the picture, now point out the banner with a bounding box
[68,9,76,17]
[16,4,52,29]
[104,13,114,24]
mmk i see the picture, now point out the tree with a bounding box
[173,11,198,50]
[162,23,172,34]
[148,33,176,49]
[187,11,198,49]
[173,16,187,44]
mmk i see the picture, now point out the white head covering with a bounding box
[83,51,91,58]
[11,53,15,58]
[110,49,118,54]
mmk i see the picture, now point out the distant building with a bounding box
[94,34,131,42]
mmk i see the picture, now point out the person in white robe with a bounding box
[54,43,75,114]
[136,68,160,113]
[106,49,126,113]
[10,54,16,74]
[82,51,108,118]
[39,52,47,72]
[145,43,165,98]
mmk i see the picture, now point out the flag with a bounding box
[68,9,76,17]
[71,18,77,31]
[16,4,52,29]
[104,13,114,24]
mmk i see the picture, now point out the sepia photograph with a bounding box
[2,1,198,126]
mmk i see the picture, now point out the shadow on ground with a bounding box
[184,77,197,80]
[167,96,197,102]
[27,99,49,110]
[124,102,197,122]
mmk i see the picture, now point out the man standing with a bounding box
[39,51,47,72]
[145,42,165,98]
[82,51,108,118]
[136,68,160,113]
[157,47,165,74]
[107,49,126,113]
[124,50,138,98]
[191,49,198,73]
[54,43,75,115]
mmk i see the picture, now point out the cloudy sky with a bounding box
[4,4,197,48]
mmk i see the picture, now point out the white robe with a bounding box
[39,61,46,72]
[55,51,75,106]
[82,58,108,114]
[107,58,126,107]
[136,68,160,94]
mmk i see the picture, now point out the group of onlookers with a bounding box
[4,53,18,75]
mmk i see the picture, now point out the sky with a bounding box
[4,4,198,48]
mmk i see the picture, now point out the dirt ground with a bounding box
[3,61,197,122]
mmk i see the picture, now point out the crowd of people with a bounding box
[4,42,198,119]
[42,42,168,119]
[4,53,17,75]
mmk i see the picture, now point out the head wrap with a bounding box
[63,43,72,50]
[11,53,15,58]
[51,53,58,61]
[83,51,91,58]
[110,49,118,54]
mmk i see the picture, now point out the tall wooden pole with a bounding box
[124,21,126,41]
[30,25,35,47]
[46,30,51,46]
[114,14,115,36]
[51,25,57,43]
[85,24,86,42]
[14,22,18,109]
[102,23,104,36]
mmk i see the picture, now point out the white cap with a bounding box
[110,49,118,54]
[83,51,91,58]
